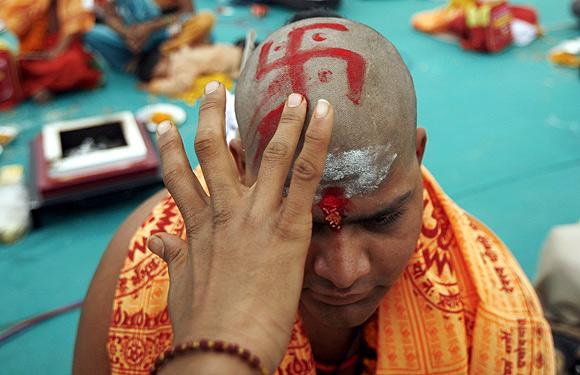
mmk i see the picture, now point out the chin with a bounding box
[300,287,386,328]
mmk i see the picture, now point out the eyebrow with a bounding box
[314,189,415,225]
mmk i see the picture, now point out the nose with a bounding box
[312,227,371,290]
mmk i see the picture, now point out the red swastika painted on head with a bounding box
[251,23,367,163]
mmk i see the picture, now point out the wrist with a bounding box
[161,353,258,375]
[156,340,267,375]
[175,315,290,372]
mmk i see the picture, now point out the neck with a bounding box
[300,305,362,365]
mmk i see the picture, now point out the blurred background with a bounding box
[0,0,578,373]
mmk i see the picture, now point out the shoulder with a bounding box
[420,167,544,315]
[460,216,555,373]
[461,211,545,318]
[419,169,555,371]
[419,167,554,336]
[73,189,174,375]
[106,194,184,373]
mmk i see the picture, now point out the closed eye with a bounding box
[375,210,403,225]
[364,209,405,232]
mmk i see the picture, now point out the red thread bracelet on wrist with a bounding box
[149,339,269,375]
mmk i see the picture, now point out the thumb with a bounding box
[147,232,188,264]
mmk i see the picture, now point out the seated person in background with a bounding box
[84,0,194,72]
[137,43,243,96]
[286,7,342,23]
[0,0,102,104]
[134,11,238,97]
[74,17,554,374]
[535,222,580,374]
[157,10,214,55]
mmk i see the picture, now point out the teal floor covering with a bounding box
[0,0,579,373]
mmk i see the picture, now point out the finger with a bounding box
[147,234,189,291]
[157,121,208,224]
[284,99,334,220]
[194,81,239,199]
[254,93,307,206]
[147,233,188,264]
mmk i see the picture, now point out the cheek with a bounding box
[367,236,415,283]
[369,210,423,282]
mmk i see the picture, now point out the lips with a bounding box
[307,290,369,306]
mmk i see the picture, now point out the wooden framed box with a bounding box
[29,112,162,226]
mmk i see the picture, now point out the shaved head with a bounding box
[235,17,417,198]
[232,18,426,328]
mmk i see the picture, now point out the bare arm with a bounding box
[133,0,196,38]
[72,189,168,375]
[101,1,129,38]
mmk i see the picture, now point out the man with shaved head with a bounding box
[74,17,554,374]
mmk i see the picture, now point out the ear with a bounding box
[228,139,248,185]
[415,128,427,165]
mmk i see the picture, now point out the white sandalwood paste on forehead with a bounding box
[315,144,398,200]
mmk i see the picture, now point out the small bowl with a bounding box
[135,103,187,133]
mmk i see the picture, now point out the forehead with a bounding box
[316,144,398,200]
[312,156,418,216]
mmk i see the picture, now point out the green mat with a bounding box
[0,0,579,373]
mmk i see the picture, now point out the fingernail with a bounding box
[287,93,302,108]
[204,81,220,95]
[148,235,164,253]
[315,99,330,118]
[157,120,172,135]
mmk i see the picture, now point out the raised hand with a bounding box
[148,81,334,372]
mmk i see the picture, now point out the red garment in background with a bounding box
[0,50,23,110]
[19,34,101,100]
[448,1,513,53]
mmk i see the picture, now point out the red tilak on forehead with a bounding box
[251,22,367,164]
[318,187,349,231]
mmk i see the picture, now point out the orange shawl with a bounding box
[107,167,554,374]
[0,0,94,52]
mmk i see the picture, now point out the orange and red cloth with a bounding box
[0,0,100,109]
[107,167,554,374]
[0,0,94,53]
[412,0,541,53]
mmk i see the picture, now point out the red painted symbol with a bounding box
[318,187,349,231]
[312,33,327,42]
[318,69,333,83]
[251,23,367,163]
